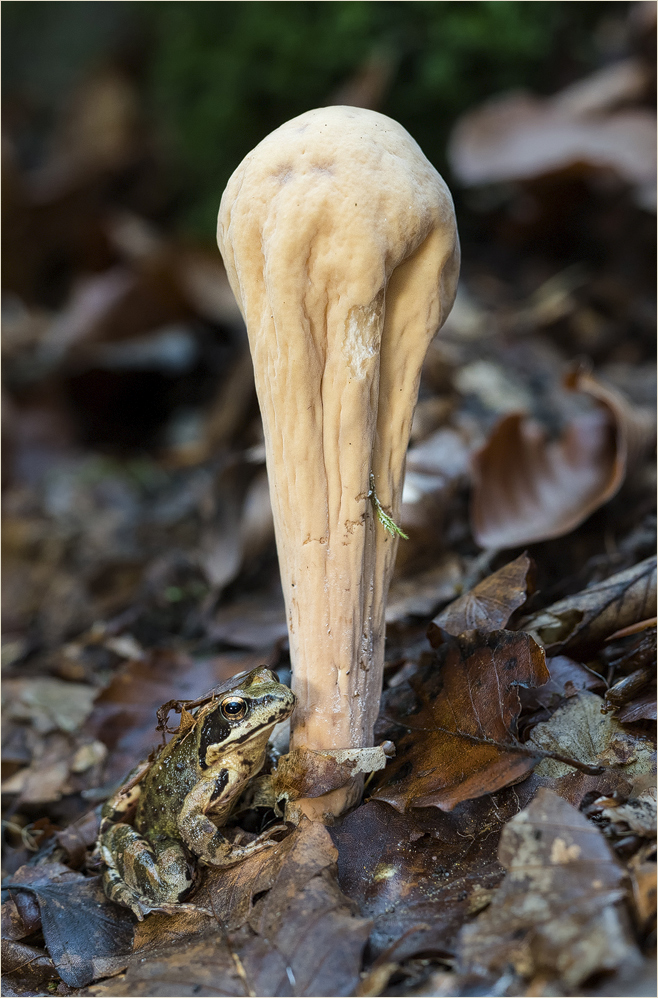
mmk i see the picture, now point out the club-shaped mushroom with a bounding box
[218,105,459,818]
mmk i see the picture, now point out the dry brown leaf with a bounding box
[470,367,655,549]
[457,788,640,989]
[372,629,549,812]
[520,556,657,656]
[90,820,370,998]
[628,842,657,933]
[615,689,657,723]
[449,58,656,207]
[427,552,533,641]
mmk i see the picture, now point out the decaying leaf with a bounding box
[601,786,657,838]
[615,689,657,723]
[1,732,74,804]
[427,552,533,641]
[2,677,97,734]
[520,556,657,656]
[6,869,134,988]
[331,784,537,963]
[372,630,549,812]
[529,691,656,780]
[1,938,58,990]
[449,57,656,207]
[519,653,605,714]
[457,788,640,989]
[603,667,654,713]
[628,841,657,934]
[87,820,370,998]
[470,368,655,549]
[273,744,393,802]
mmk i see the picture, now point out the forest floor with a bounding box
[2,20,656,998]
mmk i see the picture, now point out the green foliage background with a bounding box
[4,1,624,238]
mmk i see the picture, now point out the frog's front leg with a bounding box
[179,776,287,867]
[100,822,194,920]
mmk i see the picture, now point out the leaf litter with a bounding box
[2,6,657,996]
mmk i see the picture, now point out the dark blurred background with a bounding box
[2,1,656,666]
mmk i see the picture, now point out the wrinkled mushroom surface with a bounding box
[218,106,459,814]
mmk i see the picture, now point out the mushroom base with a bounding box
[287,777,364,824]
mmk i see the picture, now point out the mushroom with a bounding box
[218,106,459,819]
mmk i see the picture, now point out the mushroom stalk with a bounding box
[218,106,459,818]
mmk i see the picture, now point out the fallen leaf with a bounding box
[2,678,97,734]
[601,786,657,838]
[615,689,657,723]
[372,630,549,812]
[331,784,537,963]
[89,820,370,997]
[1,733,74,804]
[457,788,640,989]
[529,691,656,780]
[470,367,655,549]
[520,654,605,713]
[54,809,101,869]
[199,818,334,931]
[449,58,656,207]
[428,553,533,641]
[520,556,657,656]
[0,938,58,990]
[6,868,134,988]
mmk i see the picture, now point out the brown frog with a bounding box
[98,667,295,919]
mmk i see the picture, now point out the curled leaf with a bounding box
[471,367,656,549]
[520,555,657,655]
[428,552,533,642]
[449,58,656,207]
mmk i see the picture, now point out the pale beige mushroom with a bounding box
[218,106,459,818]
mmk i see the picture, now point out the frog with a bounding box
[98,667,295,920]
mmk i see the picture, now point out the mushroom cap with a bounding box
[218,105,459,339]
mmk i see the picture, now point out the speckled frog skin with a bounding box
[99,667,295,920]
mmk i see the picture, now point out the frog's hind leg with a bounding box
[100,823,194,920]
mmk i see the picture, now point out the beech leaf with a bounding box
[448,58,656,207]
[372,629,549,812]
[520,555,657,656]
[427,552,533,642]
[470,367,655,549]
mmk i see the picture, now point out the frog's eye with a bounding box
[220,696,248,721]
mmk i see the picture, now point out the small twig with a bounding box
[368,473,408,540]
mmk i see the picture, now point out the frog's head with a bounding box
[196,667,295,770]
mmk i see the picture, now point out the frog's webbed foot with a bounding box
[183,814,290,868]
[100,824,195,921]
[102,865,169,921]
